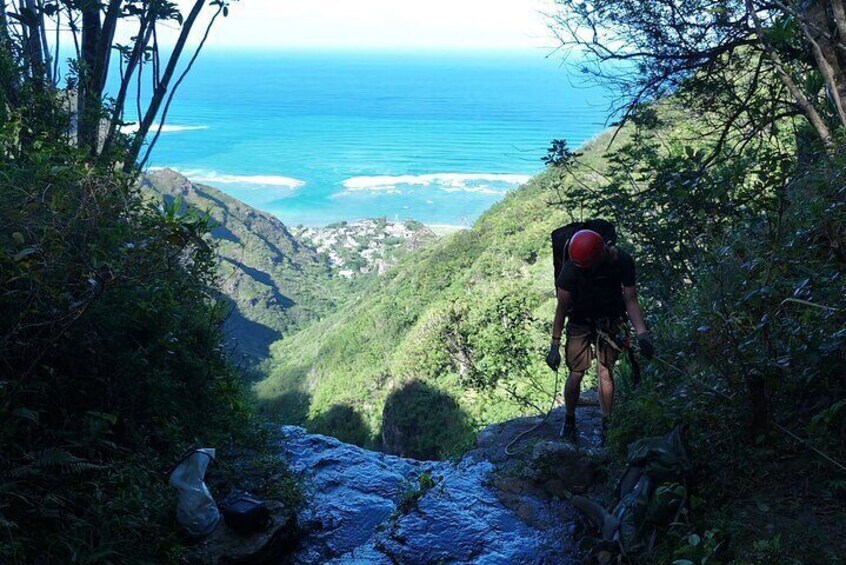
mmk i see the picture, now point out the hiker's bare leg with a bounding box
[565,370,585,417]
[598,362,614,417]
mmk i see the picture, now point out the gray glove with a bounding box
[546,343,562,371]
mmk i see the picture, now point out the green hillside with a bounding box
[254,130,621,454]
[142,169,336,361]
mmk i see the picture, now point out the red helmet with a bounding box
[568,229,606,268]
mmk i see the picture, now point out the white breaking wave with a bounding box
[176,169,306,189]
[342,173,531,195]
[121,123,210,134]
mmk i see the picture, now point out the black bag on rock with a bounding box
[219,492,271,534]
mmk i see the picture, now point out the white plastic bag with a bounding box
[168,448,221,538]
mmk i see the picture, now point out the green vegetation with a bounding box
[0,101,285,563]
[4,0,841,562]
[381,380,473,460]
[142,175,442,365]
[256,2,846,561]
[544,1,846,560]
[395,471,440,516]
[597,141,846,563]
[142,169,337,362]
[0,3,299,562]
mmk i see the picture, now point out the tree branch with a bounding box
[140,3,224,169]
[745,0,832,145]
[126,0,206,169]
[101,8,155,159]
[93,0,122,97]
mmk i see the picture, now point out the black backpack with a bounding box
[551,219,617,284]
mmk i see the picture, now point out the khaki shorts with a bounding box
[565,320,623,372]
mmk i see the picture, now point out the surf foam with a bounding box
[342,173,530,195]
[175,169,306,189]
[122,123,210,134]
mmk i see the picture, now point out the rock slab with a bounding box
[281,406,606,564]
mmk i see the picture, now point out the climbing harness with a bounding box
[597,323,641,387]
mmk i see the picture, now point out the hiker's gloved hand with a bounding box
[546,343,562,371]
[637,332,655,360]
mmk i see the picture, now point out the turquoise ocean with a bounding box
[139,50,612,228]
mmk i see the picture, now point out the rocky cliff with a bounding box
[281,396,607,564]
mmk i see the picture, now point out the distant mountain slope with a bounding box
[254,130,620,452]
[141,169,336,361]
[142,170,441,363]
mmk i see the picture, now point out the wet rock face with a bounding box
[280,426,430,563]
[281,403,607,564]
[349,459,580,565]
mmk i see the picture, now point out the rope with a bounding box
[653,355,846,473]
[771,422,846,473]
[502,326,627,457]
[504,368,560,456]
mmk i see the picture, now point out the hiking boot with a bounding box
[560,421,578,442]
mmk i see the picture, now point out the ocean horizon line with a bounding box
[196,46,563,58]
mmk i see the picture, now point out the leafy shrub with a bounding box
[596,137,846,563]
[0,80,296,563]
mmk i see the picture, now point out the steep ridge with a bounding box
[255,129,619,451]
[142,169,336,361]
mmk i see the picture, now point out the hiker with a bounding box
[545,222,653,441]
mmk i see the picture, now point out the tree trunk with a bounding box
[78,5,101,153]
[92,0,121,97]
[831,0,846,95]
[747,0,833,144]
[801,1,846,130]
[22,0,45,80]
[36,0,51,83]
[0,0,20,107]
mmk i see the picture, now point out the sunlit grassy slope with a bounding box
[255,129,619,450]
